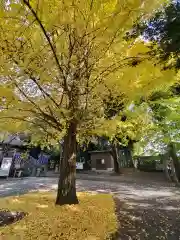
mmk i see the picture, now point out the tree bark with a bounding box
[127,143,134,168]
[111,143,120,174]
[164,143,180,184]
[56,121,79,205]
[163,155,174,182]
[168,143,180,182]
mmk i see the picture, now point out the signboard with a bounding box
[0,157,13,177]
[76,162,83,170]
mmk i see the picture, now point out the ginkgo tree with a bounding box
[0,0,176,205]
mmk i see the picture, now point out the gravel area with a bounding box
[0,175,180,239]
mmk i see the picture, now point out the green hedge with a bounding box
[135,156,163,172]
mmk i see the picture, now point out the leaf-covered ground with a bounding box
[1,173,180,239]
[0,192,117,240]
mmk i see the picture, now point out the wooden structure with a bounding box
[89,150,114,171]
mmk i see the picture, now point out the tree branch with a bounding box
[23,0,69,93]
[0,116,57,139]
[14,82,62,131]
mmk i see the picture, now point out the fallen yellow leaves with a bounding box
[0,192,118,240]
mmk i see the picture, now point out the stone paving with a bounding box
[0,175,180,239]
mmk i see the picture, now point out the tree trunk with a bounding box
[111,143,120,174]
[163,155,174,182]
[127,142,134,168]
[168,143,180,182]
[164,143,180,184]
[56,121,79,206]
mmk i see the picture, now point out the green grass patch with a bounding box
[0,192,118,240]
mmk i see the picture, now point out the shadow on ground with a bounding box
[76,180,180,240]
[115,197,180,240]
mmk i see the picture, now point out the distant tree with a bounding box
[129,0,180,73]
[135,93,180,182]
[126,1,180,180]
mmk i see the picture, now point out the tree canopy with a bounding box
[0,0,175,143]
[128,0,180,157]
[0,0,177,205]
[131,0,180,71]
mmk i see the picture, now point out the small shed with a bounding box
[89,150,114,172]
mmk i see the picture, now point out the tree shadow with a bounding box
[115,197,180,240]
[76,180,180,240]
